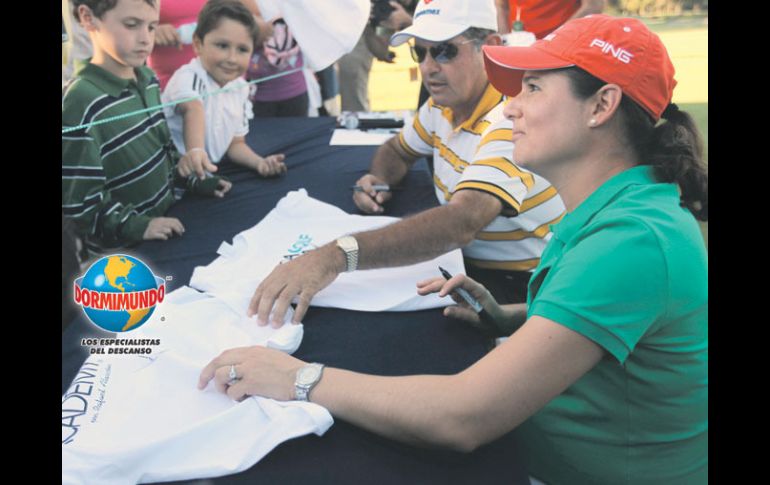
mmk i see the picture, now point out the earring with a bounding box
[589,119,597,126]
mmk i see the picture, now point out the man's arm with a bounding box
[372,135,419,185]
[355,189,501,269]
[238,0,273,45]
[495,0,512,33]
[250,189,503,326]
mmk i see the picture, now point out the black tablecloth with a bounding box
[62,117,528,485]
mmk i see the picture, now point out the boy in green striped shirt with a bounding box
[62,0,231,255]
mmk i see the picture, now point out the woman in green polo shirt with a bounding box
[198,14,707,484]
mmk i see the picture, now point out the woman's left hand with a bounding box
[198,345,306,402]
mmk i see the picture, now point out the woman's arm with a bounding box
[312,316,604,450]
[199,315,604,451]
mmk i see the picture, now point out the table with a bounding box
[62,117,529,485]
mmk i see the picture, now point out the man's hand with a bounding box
[144,217,185,240]
[381,1,413,31]
[179,149,218,180]
[353,174,392,214]
[154,24,182,49]
[248,245,344,327]
[255,154,287,177]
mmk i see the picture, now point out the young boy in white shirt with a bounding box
[163,0,287,180]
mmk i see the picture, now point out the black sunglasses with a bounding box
[409,39,474,64]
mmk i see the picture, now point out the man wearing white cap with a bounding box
[248,0,565,333]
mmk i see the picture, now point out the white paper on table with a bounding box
[329,128,397,146]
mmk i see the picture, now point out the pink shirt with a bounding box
[247,18,307,102]
[147,0,206,90]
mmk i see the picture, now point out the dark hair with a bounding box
[561,67,708,222]
[194,0,260,50]
[72,0,157,22]
[463,27,497,49]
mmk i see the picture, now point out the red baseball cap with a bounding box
[482,14,677,121]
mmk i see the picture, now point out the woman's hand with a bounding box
[417,273,506,336]
[198,345,306,402]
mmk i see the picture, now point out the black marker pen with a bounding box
[438,266,498,330]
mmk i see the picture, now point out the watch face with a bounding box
[338,237,355,251]
[297,366,320,385]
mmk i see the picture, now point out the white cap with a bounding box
[389,0,498,46]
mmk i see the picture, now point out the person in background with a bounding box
[494,0,604,39]
[147,0,207,90]
[338,0,417,112]
[316,64,341,116]
[162,0,287,180]
[63,0,94,88]
[246,14,309,117]
[200,14,708,484]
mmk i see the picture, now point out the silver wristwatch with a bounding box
[335,236,359,272]
[295,363,325,401]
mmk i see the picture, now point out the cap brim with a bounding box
[390,22,468,46]
[482,45,575,97]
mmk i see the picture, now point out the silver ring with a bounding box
[227,364,239,386]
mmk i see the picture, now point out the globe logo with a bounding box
[74,255,165,332]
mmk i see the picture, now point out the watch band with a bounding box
[336,236,359,272]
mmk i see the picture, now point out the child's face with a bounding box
[194,18,254,86]
[82,0,159,77]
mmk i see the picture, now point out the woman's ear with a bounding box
[588,83,623,128]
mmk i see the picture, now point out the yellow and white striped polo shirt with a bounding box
[397,84,566,272]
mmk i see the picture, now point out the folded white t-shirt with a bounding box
[62,287,332,485]
[189,189,466,315]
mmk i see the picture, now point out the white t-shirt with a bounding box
[190,189,466,314]
[398,84,566,272]
[162,57,252,163]
[62,286,332,485]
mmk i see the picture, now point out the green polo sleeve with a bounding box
[528,217,668,363]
